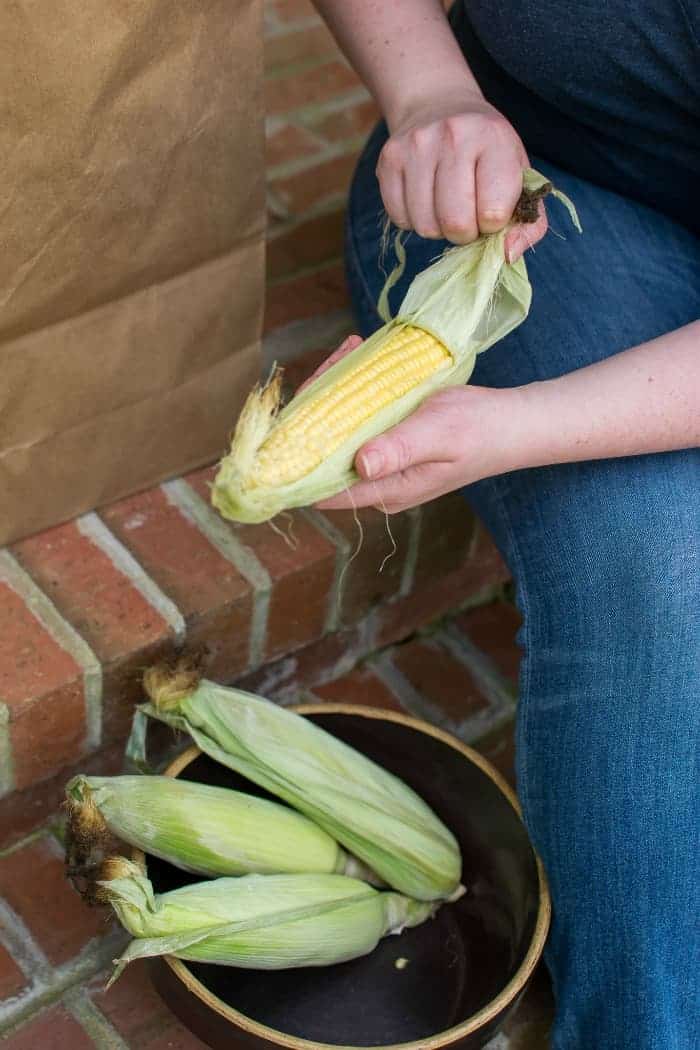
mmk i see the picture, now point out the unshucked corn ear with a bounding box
[65,774,373,881]
[131,665,463,902]
[95,857,436,983]
[212,169,580,524]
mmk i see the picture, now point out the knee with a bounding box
[527,455,699,648]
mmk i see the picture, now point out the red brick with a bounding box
[266,61,359,117]
[281,345,338,394]
[0,741,125,849]
[311,666,403,711]
[271,151,358,214]
[264,263,349,332]
[413,492,475,590]
[235,622,365,701]
[0,581,86,791]
[392,637,490,723]
[266,208,345,281]
[375,521,510,649]
[265,23,338,72]
[11,522,170,664]
[11,520,173,742]
[0,942,26,1000]
[272,0,319,22]
[101,488,254,683]
[0,837,111,966]
[456,601,522,685]
[465,522,511,590]
[473,718,517,788]
[376,567,469,648]
[319,507,411,624]
[93,960,207,1048]
[2,1005,94,1049]
[188,468,337,659]
[312,98,381,143]
[265,122,323,169]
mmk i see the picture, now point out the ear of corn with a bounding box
[133,666,463,903]
[212,168,580,524]
[96,858,436,983]
[65,774,374,881]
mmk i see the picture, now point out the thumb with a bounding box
[356,399,455,480]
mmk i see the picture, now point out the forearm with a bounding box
[512,321,700,469]
[311,0,481,127]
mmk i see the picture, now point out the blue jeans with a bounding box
[345,124,700,1050]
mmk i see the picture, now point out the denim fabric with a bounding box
[345,126,700,1049]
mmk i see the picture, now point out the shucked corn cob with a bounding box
[95,858,436,982]
[131,664,463,902]
[65,774,374,881]
[253,325,452,488]
[212,169,580,524]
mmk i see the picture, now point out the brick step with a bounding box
[0,609,552,1049]
[0,344,510,844]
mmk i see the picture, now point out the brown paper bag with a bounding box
[0,0,265,545]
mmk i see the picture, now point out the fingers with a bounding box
[317,460,456,514]
[504,200,548,263]
[402,127,441,238]
[355,396,457,482]
[316,394,463,513]
[376,139,410,230]
[474,139,525,235]
[376,104,531,246]
[296,335,363,394]
[434,145,478,245]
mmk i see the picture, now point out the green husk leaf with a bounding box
[66,772,352,879]
[136,671,463,901]
[98,865,436,985]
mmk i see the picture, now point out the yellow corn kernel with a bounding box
[253,325,451,488]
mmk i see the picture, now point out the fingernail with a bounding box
[361,450,383,479]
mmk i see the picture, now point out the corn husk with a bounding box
[211,169,580,524]
[65,774,374,881]
[96,857,436,983]
[130,665,463,902]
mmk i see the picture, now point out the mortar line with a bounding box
[398,507,422,599]
[0,897,53,984]
[440,621,517,714]
[266,135,364,181]
[162,479,271,669]
[0,550,103,750]
[302,509,351,632]
[64,986,130,1050]
[267,87,373,134]
[78,513,186,647]
[370,649,512,745]
[0,926,128,1034]
[0,703,14,798]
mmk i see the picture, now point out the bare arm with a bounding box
[312,0,544,253]
[516,320,700,467]
[312,0,481,129]
[317,322,700,512]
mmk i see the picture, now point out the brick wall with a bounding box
[0,1,516,849]
[263,0,380,335]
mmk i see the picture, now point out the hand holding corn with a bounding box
[212,170,580,524]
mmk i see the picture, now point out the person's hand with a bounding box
[314,382,527,513]
[378,87,547,262]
